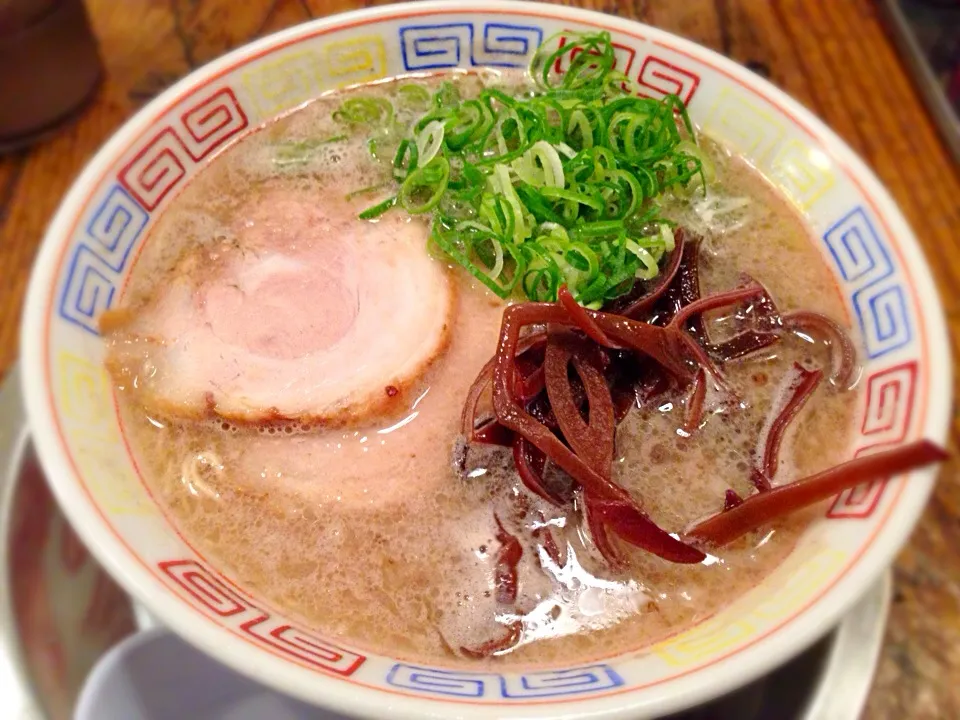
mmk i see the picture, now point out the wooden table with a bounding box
[1,1,957,717]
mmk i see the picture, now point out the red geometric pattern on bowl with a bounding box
[635,55,700,105]
[859,361,917,443]
[827,361,918,519]
[119,87,248,210]
[159,560,366,676]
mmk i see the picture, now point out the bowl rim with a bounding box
[19,2,953,718]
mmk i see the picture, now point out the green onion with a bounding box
[400,157,450,214]
[359,196,397,219]
[338,30,707,304]
[345,182,390,201]
[434,81,461,109]
[626,240,660,279]
[334,97,393,126]
[398,84,431,110]
[416,121,445,167]
[272,135,347,167]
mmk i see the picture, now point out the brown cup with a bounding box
[0,0,103,151]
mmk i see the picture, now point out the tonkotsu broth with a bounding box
[105,72,859,667]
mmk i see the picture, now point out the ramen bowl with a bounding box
[19,2,951,718]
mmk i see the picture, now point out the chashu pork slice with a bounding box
[103,190,453,425]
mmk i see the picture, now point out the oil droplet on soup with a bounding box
[102,72,859,668]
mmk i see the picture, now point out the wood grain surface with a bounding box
[1,1,957,717]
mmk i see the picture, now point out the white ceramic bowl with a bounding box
[20,2,951,718]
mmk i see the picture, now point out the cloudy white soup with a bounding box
[102,34,943,666]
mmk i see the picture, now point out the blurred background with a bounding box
[0,1,957,719]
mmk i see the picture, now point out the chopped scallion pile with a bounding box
[339,31,711,306]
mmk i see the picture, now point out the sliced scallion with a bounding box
[336,30,707,304]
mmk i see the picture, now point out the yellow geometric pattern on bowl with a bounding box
[242,35,388,117]
[57,352,118,444]
[325,35,387,88]
[769,139,836,210]
[75,442,152,517]
[751,547,846,621]
[703,87,787,163]
[56,351,150,516]
[653,547,847,667]
[653,615,756,669]
[242,50,324,117]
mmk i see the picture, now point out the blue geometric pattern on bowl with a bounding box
[385,663,623,698]
[58,185,149,335]
[822,206,911,358]
[400,21,544,70]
